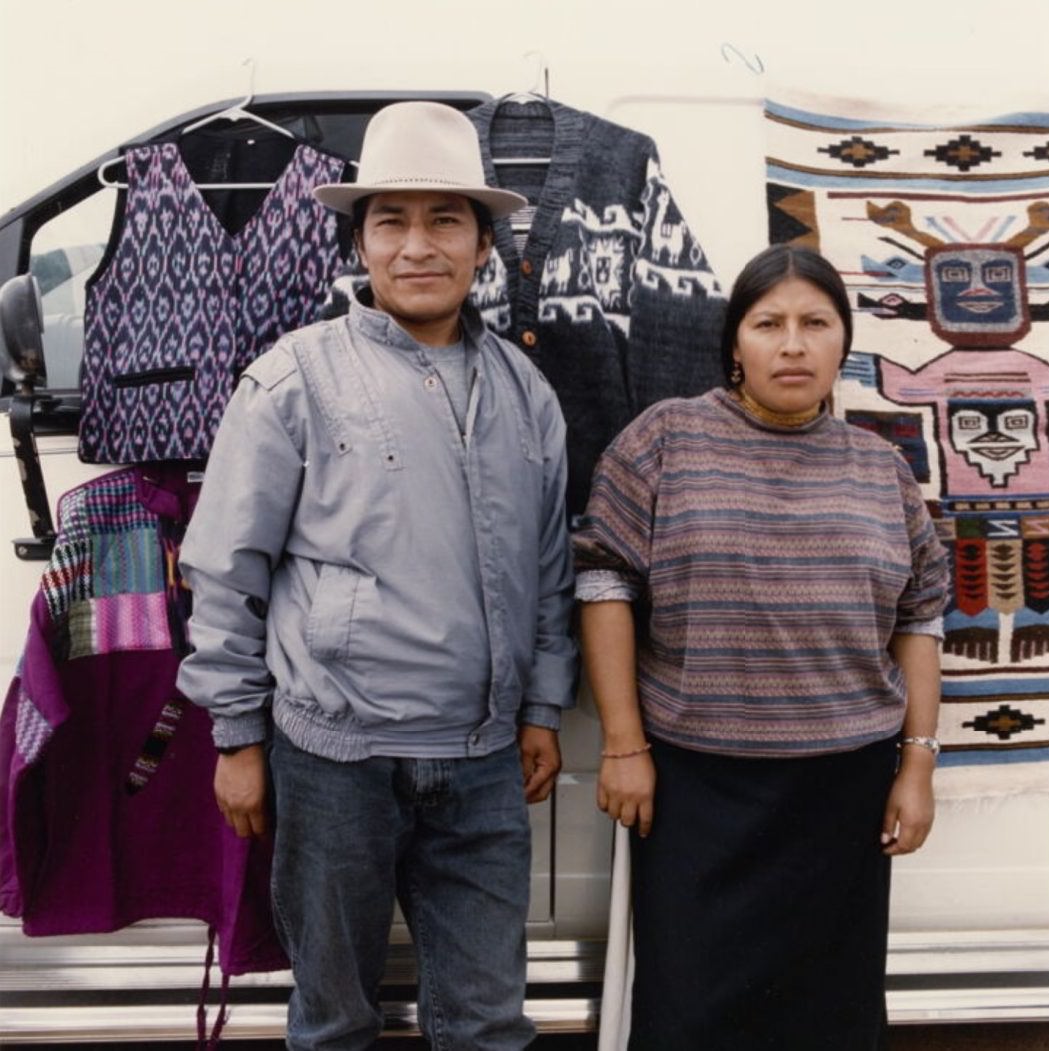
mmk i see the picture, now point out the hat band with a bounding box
[363,174,485,187]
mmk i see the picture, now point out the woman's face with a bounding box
[732,276,846,416]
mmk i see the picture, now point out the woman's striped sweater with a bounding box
[573,387,949,757]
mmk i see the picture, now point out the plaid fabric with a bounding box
[40,470,179,659]
[93,527,164,597]
[14,687,52,766]
[67,594,173,661]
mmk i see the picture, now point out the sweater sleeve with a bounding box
[572,410,662,588]
[625,149,726,416]
[176,357,305,749]
[575,568,641,602]
[893,452,950,628]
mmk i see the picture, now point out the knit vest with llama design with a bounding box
[79,141,345,463]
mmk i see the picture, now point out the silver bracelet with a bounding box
[900,735,941,757]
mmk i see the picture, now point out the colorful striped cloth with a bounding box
[573,388,949,757]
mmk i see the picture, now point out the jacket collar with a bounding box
[132,464,202,523]
[348,285,488,354]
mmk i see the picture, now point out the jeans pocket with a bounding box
[305,563,362,660]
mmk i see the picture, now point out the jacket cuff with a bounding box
[527,645,578,712]
[519,703,562,731]
[211,711,269,750]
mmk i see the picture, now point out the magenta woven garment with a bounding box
[0,466,288,978]
[79,141,345,464]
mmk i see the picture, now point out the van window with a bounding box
[27,191,115,390]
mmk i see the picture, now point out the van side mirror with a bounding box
[2,273,57,559]
[0,273,46,387]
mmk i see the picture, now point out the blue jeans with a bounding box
[269,728,534,1050]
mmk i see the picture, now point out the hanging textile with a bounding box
[468,98,725,519]
[0,465,287,977]
[323,98,726,521]
[78,140,346,464]
[765,94,1049,797]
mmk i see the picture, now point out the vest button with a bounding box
[521,329,537,348]
[520,259,533,276]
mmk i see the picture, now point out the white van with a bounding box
[2,8,1049,1039]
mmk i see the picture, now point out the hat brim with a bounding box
[313,182,528,221]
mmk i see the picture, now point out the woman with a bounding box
[575,245,949,1050]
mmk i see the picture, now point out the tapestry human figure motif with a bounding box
[765,99,1049,793]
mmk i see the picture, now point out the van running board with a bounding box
[5,928,1049,1041]
[0,934,604,1043]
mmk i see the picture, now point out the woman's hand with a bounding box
[598,750,656,838]
[884,633,941,856]
[880,750,935,856]
[579,600,655,835]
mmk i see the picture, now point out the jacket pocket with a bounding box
[305,563,362,660]
[113,365,196,388]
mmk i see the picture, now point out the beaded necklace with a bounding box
[735,385,821,428]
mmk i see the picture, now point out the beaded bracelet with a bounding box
[600,743,652,759]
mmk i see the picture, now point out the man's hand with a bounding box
[518,725,562,804]
[214,743,268,838]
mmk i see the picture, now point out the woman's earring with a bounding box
[730,362,743,385]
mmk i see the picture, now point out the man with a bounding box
[177,101,577,1050]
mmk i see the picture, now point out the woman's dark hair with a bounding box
[351,195,494,243]
[719,244,853,385]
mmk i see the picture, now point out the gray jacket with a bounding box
[177,296,576,761]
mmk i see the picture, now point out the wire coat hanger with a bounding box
[97,58,292,190]
[720,41,765,75]
[96,155,278,190]
[608,41,767,115]
[180,59,293,139]
[492,51,552,168]
[503,50,550,104]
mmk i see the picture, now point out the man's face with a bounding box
[356,191,492,345]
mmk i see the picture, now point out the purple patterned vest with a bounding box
[79,142,345,463]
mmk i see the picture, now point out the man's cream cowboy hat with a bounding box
[313,101,526,219]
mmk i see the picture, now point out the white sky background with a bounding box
[1,0,1048,279]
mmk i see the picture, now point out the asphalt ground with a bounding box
[890,1023,1049,1050]
[9,1025,1049,1049]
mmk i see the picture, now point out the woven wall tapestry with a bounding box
[765,97,1049,797]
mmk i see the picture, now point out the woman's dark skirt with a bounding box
[628,736,897,1051]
